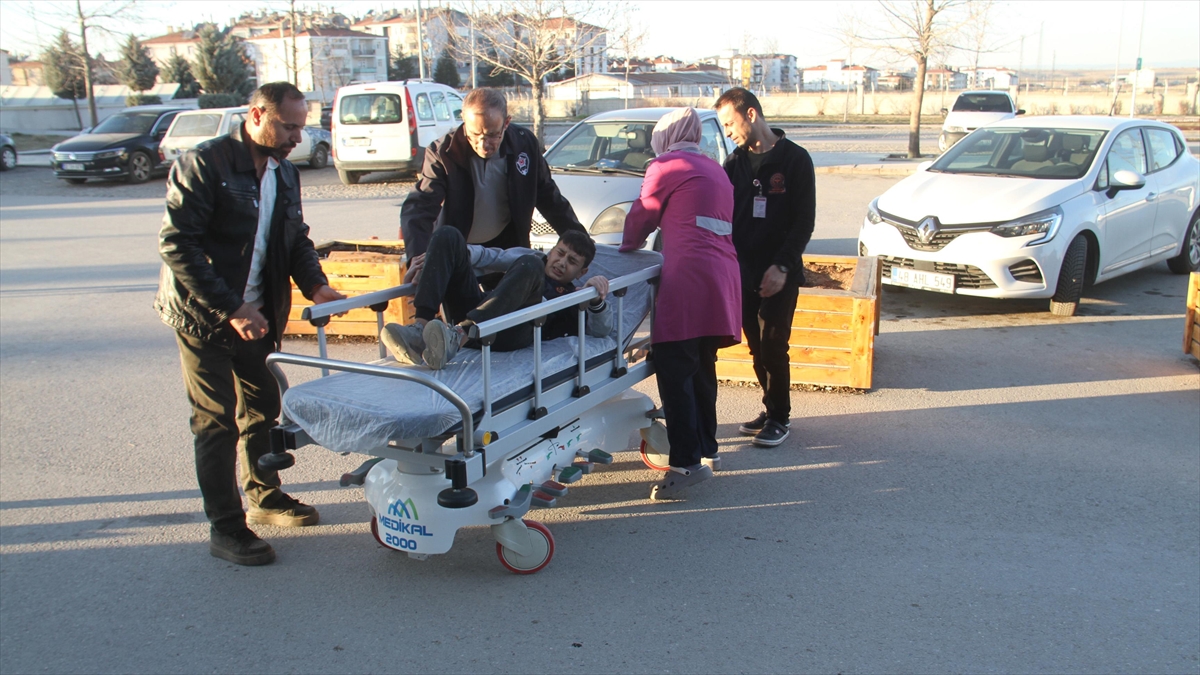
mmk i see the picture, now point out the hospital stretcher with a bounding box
[258,246,666,574]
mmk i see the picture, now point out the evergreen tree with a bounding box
[433,48,460,88]
[163,52,200,98]
[388,49,419,81]
[42,30,87,128]
[117,34,160,93]
[192,27,253,99]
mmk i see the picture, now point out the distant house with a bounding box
[802,59,877,91]
[0,50,11,86]
[608,57,653,74]
[924,68,968,91]
[8,60,44,86]
[546,71,730,101]
[650,56,683,73]
[876,70,913,91]
[144,27,208,68]
[1126,68,1155,91]
[248,28,388,102]
[970,68,1019,90]
[702,50,799,91]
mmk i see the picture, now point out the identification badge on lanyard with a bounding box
[752,179,767,218]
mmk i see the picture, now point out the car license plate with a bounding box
[345,138,370,147]
[889,267,955,293]
[63,162,85,171]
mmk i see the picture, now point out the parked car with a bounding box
[0,133,16,171]
[331,80,463,184]
[938,90,1024,153]
[529,107,737,251]
[160,107,330,169]
[50,105,188,184]
[858,116,1200,316]
[320,105,332,131]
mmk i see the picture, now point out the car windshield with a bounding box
[169,114,221,137]
[545,121,657,173]
[92,112,161,135]
[929,127,1108,179]
[952,93,1013,113]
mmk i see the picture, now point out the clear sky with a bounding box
[2,0,1197,73]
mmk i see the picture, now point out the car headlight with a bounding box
[990,207,1063,245]
[94,148,125,159]
[945,126,966,134]
[866,198,883,225]
[591,202,632,234]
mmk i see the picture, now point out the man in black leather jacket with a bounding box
[155,82,344,566]
[399,87,585,259]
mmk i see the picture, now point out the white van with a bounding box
[331,80,464,185]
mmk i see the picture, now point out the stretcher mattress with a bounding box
[282,246,661,453]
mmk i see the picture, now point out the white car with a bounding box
[938,90,1024,152]
[858,116,1200,316]
[160,107,331,168]
[530,107,737,251]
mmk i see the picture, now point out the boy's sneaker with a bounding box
[650,464,714,500]
[210,527,275,566]
[246,493,320,527]
[381,322,426,365]
[422,319,462,370]
[739,412,790,435]
[701,455,722,472]
[752,420,790,448]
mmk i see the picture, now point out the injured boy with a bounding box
[382,227,612,369]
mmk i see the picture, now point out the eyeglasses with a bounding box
[466,129,506,142]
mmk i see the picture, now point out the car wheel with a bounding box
[0,145,16,171]
[938,133,948,153]
[64,178,86,185]
[1049,234,1088,316]
[126,151,152,184]
[307,143,329,170]
[1166,211,1200,274]
[337,169,362,185]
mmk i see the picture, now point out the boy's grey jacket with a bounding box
[466,244,613,339]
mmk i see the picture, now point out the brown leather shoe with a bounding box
[247,494,320,527]
[210,528,275,566]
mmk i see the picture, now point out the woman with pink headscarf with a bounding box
[620,107,741,500]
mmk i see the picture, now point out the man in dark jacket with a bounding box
[156,82,345,566]
[716,87,816,448]
[399,87,586,259]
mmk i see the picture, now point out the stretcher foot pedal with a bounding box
[530,491,557,508]
[573,460,595,475]
[583,449,613,464]
[489,484,533,520]
[557,465,584,484]
[340,457,385,486]
[538,480,568,497]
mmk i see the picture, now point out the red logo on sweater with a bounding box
[768,173,786,194]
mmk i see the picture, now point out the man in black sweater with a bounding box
[715,87,816,448]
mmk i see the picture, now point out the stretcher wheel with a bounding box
[369,518,395,551]
[640,440,670,471]
[496,520,554,574]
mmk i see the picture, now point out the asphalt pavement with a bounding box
[0,168,1197,674]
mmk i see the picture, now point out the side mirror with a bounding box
[1105,169,1146,198]
[940,108,948,116]
[1015,109,1026,116]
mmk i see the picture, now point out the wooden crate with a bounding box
[1185,272,1200,361]
[716,254,881,389]
[285,240,413,336]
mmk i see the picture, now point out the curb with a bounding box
[815,164,920,176]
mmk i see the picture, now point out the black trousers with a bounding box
[414,227,544,352]
[653,336,722,468]
[175,331,284,534]
[742,282,799,423]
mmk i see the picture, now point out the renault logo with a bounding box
[916,217,940,244]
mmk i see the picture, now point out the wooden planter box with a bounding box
[285,240,413,336]
[1185,272,1200,361]
[716,254,881,389]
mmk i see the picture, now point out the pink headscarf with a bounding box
[651,107,701,155]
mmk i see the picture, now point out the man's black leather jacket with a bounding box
[155,127,328,348]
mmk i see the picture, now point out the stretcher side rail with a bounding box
[300,283,417,369]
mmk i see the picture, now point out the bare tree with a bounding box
[606,3,646,109]
[843,0,970,157]
[459,0,612,146]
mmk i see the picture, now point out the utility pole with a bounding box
[1017,35,1024,106]
[1129,0,1146,117]
[1035,22,1043,89]
[1109,1,1125,115]
[416,0,426,80]
[470,0,477,89]
[289,0,299,87]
